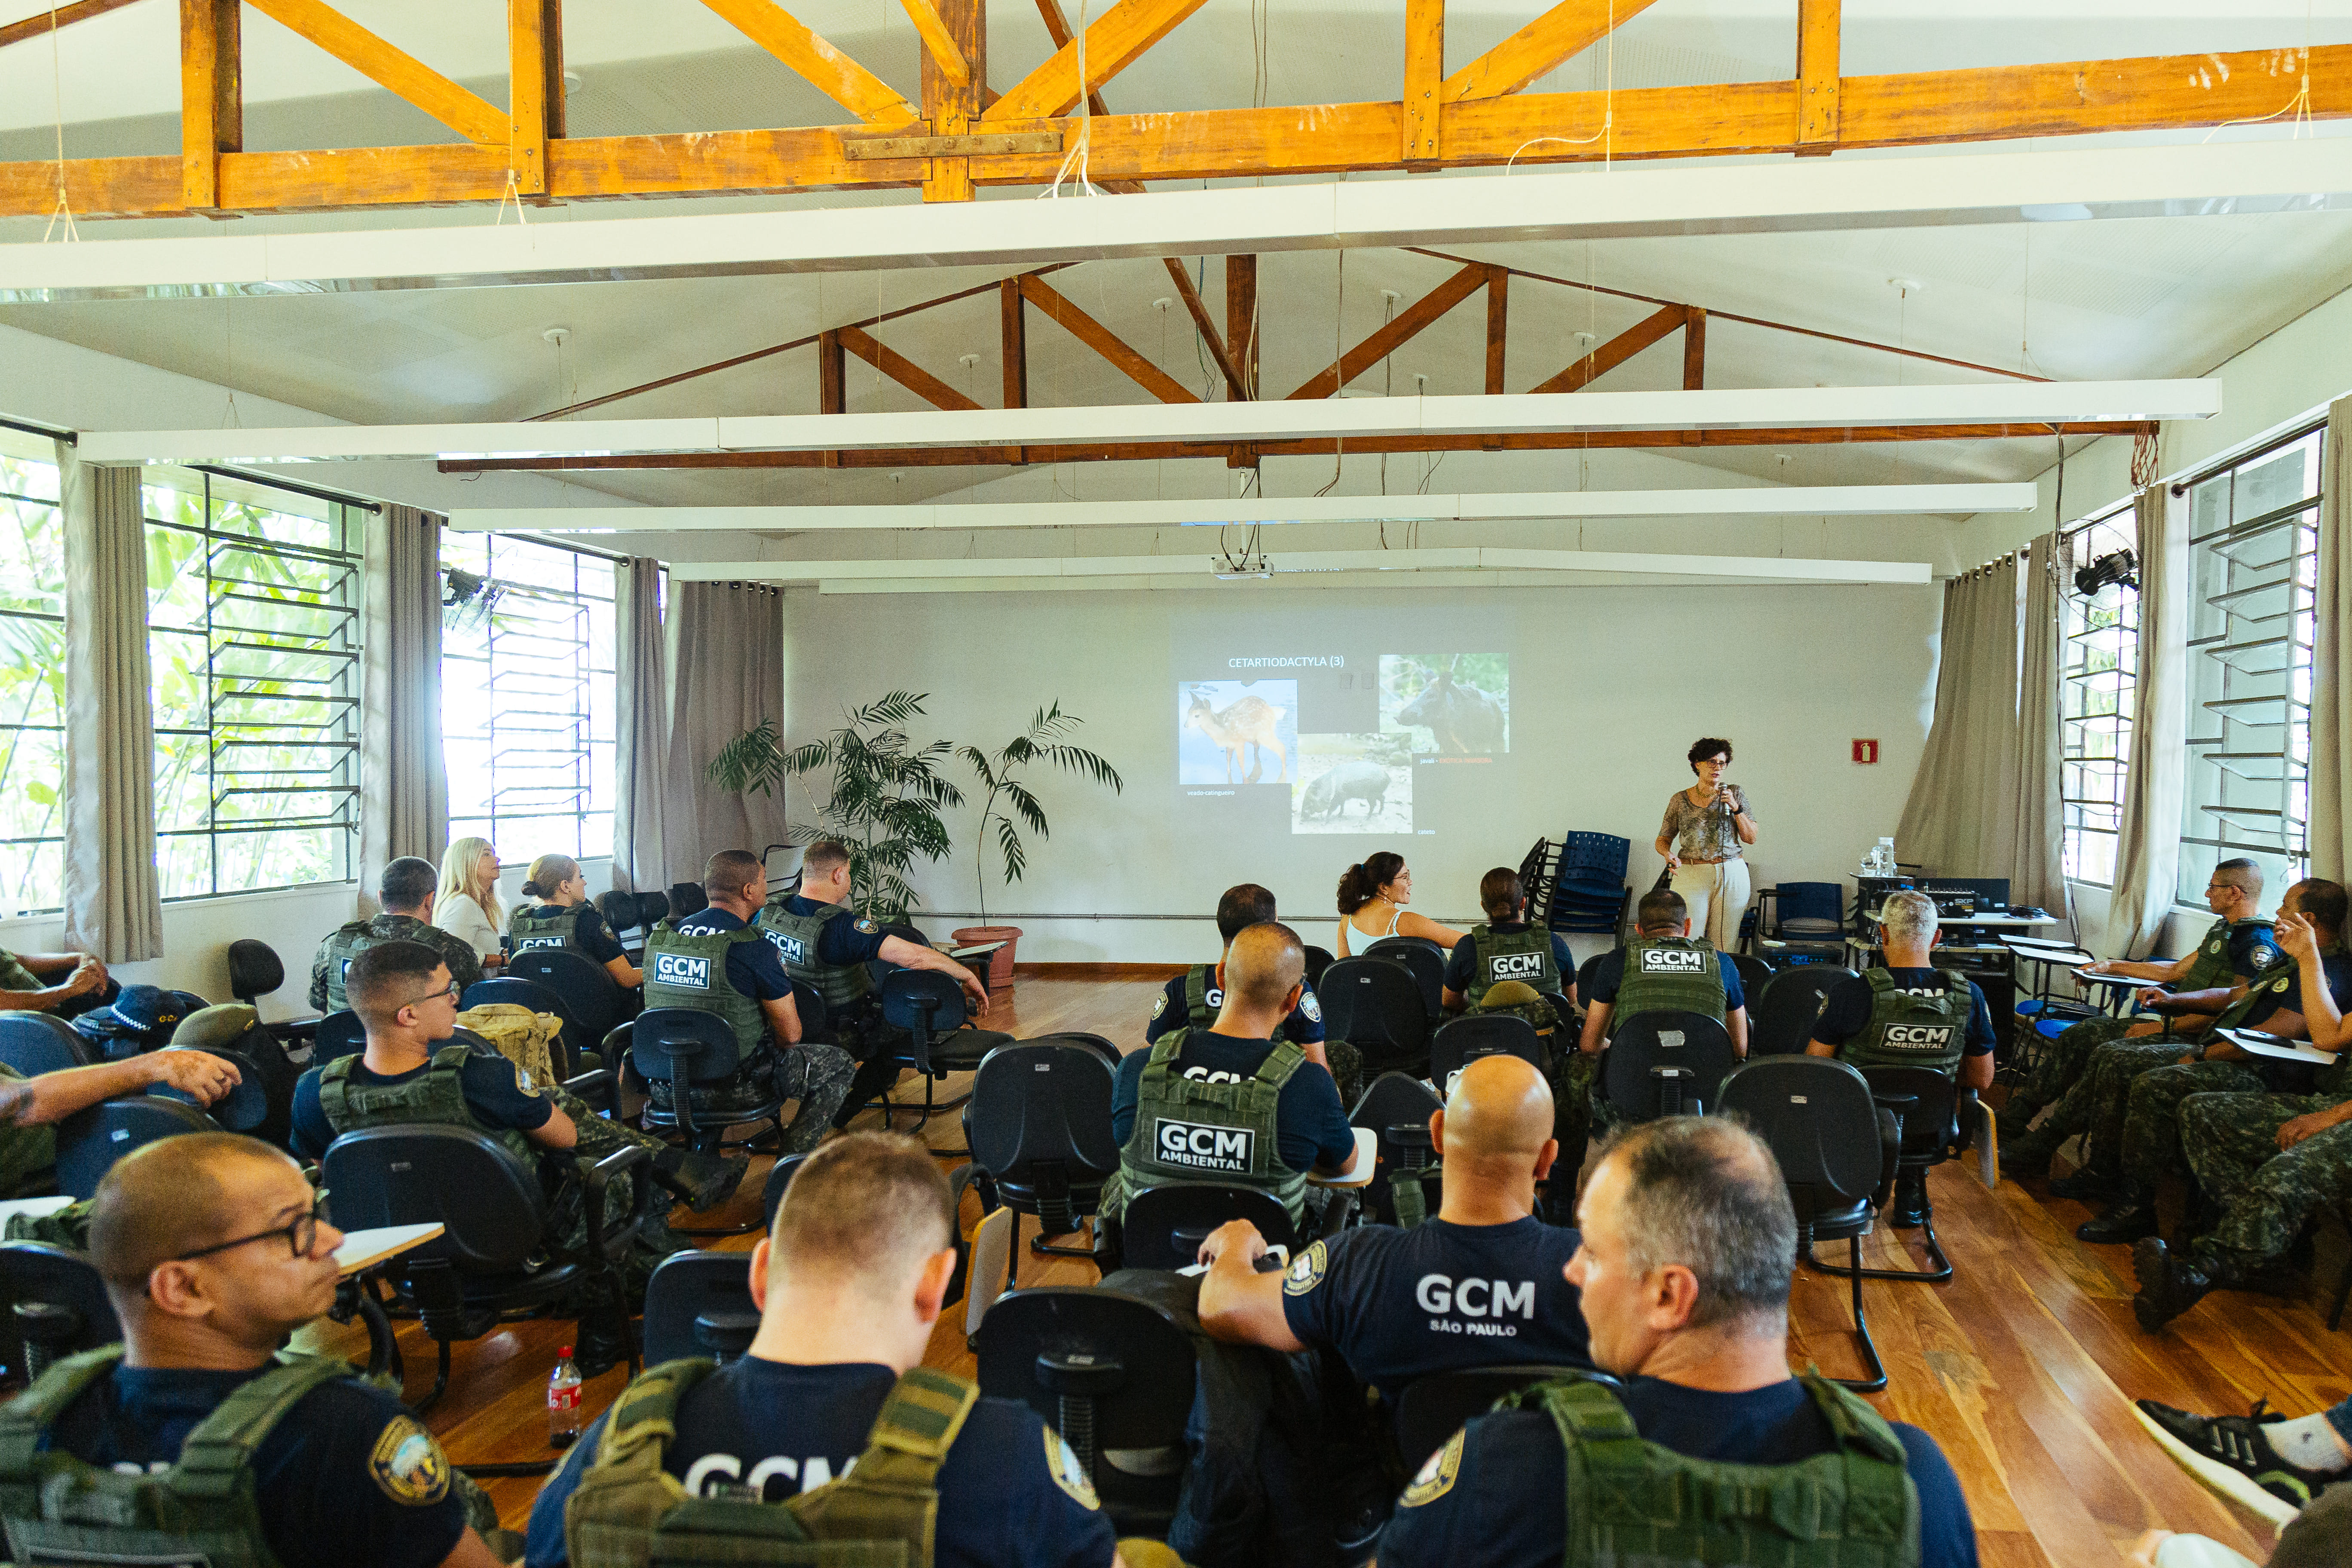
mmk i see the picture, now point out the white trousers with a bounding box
[1669,858,1752,952]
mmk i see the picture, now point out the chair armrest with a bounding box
[563,1068,619,1119]
[1317,1187,1360,1238]
[578,1142,651,1251]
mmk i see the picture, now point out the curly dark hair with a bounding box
[1686,738,1733,774]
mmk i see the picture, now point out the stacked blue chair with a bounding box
[1524,833,1630,938]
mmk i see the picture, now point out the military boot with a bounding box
[1999,1125,2066,1180]
[1887,1171,1931,1230]
[2049,1162,2124,1202]
[2132,1237,2217,1332]
[1993,1097,2042,1143]
[2076,1183,2160,1244]
[653,1146,750,1213]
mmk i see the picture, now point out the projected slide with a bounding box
[1178,680,1297,786]
[1380,655,1510,756]
[1293,734,1412,834]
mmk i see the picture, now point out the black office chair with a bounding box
[322,1123,653,1412]
[1717,1056,1891,1392]
[1732,952,1774,1004]
[859,970,1012,1139]
[1392,1365,1616,1475]
[1320,959,1432,1078]
[760,1151,811,1231]
[1302,946,1336,986]
[1366,937,1446,1020]
[1810,1066,1972,1284]
[0,1241,119,1380]
[1117,1185,1298,1272]
[667,882,710,921]
[1575,951,1611,1013]
[1600,1011,1739,1121]
[1429,1014,1546,1094]
[623,1009,790,1155]
[1019,1032,1123,1072]
[597,890,669,956]
[226,939,285,1010]
[52,1096,217,1200]
[958,1041,1119,1288]
[460,976,587,1079]
[150,1044,272,1136]
[1348,1072,1445,1228]
[314,1010,367,1063]
[641,1250,760,1367]
[502,949,633,1066]
[974,1287,1197,1535]
[1750,966,1856,1057]
[0,1013,94,1078]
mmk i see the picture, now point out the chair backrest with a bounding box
[761,1152,811,1231]
[313,1010,367,1063]
[1393,1365,1616,1475]
[1731,953,1773,1007]
[642,1250,760,1367]
[973,1286,1197,1473]
[1772,882,1846,934]
[1019,1032,1123,1072]
[1119,1184,1297,1271]
[628,1008,746,1084]
[320,1124,549,1274]
[1715,1056,1883,1222]
[226,940,286,1006]
[596,889,669,945]
[667,882,709,921]
[502,949,629,1048]
[1857,1065,1962,1161]
[1601,1011,1739,1121]
[965,1043,1120,1188]
[150,1046,270,1135]
[1319,959,1432,1074]
[1348,1071,1446,1227]
[879,969,969,1067]
[1751,966,1856,1057]
[53,1096,218,1201]
[1302,946,1335,986]
[1559,831,1632,878]
[1575,950,1611,1009]
[0,1013,94,1078]
[0,1241,121,1375]
[1428,1014,1545,1094]
[1365,937,1446,1017]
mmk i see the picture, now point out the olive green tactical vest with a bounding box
[755,899,876,1012]
[1838,969,1975,1078]
[564,1358,982,1568]
[2206,954,2306,1039]
[316,1045,540,1169]
[1610,938,1727,1025]
[0,1345,353,1568]
[1104,1029,1311,1225]
[509,903,593,957]
[0,949,41,995]
[1498,1372,1921,1568]
[1181,965,1297,1043]
[320,915,440,1011]
[2177,916,2278,995]
[1464,925,1559,1008]
[642,921,772,1052]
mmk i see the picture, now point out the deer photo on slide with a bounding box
[1185,685,1289,782]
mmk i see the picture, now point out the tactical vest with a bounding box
[1838,969,1975,1078]
[1181,965,1296,1043]
[754,899,876,1013]
[1497,1372,1920,1568]
[0,949,42,995]
[642,921,772,1052]
[1106,1029,1311,1223]
[1464,925,1560,1008]
[564,1359,980,1568]
[318,916,421,1012]
[2206,953,2309,1038]
[2178,916,2277,994]
[1610,938,1727,1025]
[508,903,593,957]
[0,1345,353,1568]
[316,1044,539,1169]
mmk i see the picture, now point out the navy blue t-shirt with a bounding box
[2221,920,2287,980]
[770,894,892,968]
[290,1046,554,1159]
[1585,949,1746,1013]
[524,1358,1116,1568]
[1442,925,1577,999]
[1811,969,1997,1058]
[675,906,796,1002]
[511,903,628,965]
[1376,1375,1977,1568]
[1146,967,1326,1046]
[2234,948,2352,1031]
[1111,1032,1357,1176]
[45,1364,469,1568]
[1278,1218,1590,1394]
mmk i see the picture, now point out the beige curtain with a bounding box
[2106,484,2190,958]
[611,559,671,893]
[57,446,162,961]
[663,582,788,880]
[1896,552,2023,878]
[359,504,448,911]
[2309,396,2352,882]
[2010,533,2068,918]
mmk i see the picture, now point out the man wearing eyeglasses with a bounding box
[0,1133,509,1568]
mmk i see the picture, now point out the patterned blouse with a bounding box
[1659,785,1755,863]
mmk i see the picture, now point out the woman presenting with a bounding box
[1654,737,1757,952]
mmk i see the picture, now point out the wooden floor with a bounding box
[307,971,2345,1563]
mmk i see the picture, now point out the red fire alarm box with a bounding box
[1852,739,1879,765]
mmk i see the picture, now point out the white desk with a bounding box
[1864,910,2061,933]
[335,1222,444,1278]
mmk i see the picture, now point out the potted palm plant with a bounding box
[956,703,1123,988]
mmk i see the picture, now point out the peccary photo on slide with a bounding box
[1302,758,1391,820]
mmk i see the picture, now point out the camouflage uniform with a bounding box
[2177,1089,2352,1272]
[2010,1015,2174,1122]
[2033,1039,2208,1174]
[308,912,482,1012]
[1470,982,1588,1166]
[2113,1060,2270,1186]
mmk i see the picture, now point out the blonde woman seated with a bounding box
[1335,851,1461,958]
[433,836,505,972]
[507,854,643,989]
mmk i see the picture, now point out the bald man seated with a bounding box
[1194,1055,1592,1401]
[0,1134,506,1568]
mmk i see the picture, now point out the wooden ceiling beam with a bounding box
[835,323,986,410]
[899,0,972,88]
[242,0,508,147]
[1441,0,1664,104]
[506,0,554,198]
[1287,262,1489,400]
[1797,0,1840,155]
[179,0,240,213]
[1163,257,1246,401]
[1528,304,1690,395]
[0,0,147,52]
[694,0,922,126]
[1017,274,1201,403]
[988,0,1211,121]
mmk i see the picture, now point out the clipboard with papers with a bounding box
[2214,1029,2342,1066]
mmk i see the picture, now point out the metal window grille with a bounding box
[0,446,65,915]
[2176,420,2325,903]
[2058,506,2138,888]
[439,534,616,861]
[144,471,363,902]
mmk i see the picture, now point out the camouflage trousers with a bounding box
[1323,1038,1365,1110]
[548,1090,684,1308]
[2115,1060,2269,1186]
[2013,1015,2178,1117]
[2179,1091,2352,1270]
[644,1042,857,1155]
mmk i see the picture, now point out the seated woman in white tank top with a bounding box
[1335,852,1463,957]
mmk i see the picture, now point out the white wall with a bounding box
[781,579,1941,962]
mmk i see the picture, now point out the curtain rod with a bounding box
[0,414,75,445]
[188,463,383,515]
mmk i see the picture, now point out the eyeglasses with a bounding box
[175,1191,331,1264]
[396,980,462,1011]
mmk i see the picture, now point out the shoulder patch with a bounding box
[1283,1238,1329,1298]
[854,917,880,934]
[1151,992,1167,1019]
[1044,1428,1100,1510]
[1299,990,1323,1024]
[1399,1428,1464,1508]
[368,1415,452,1506]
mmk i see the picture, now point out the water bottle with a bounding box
[548,1347,584,1448]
